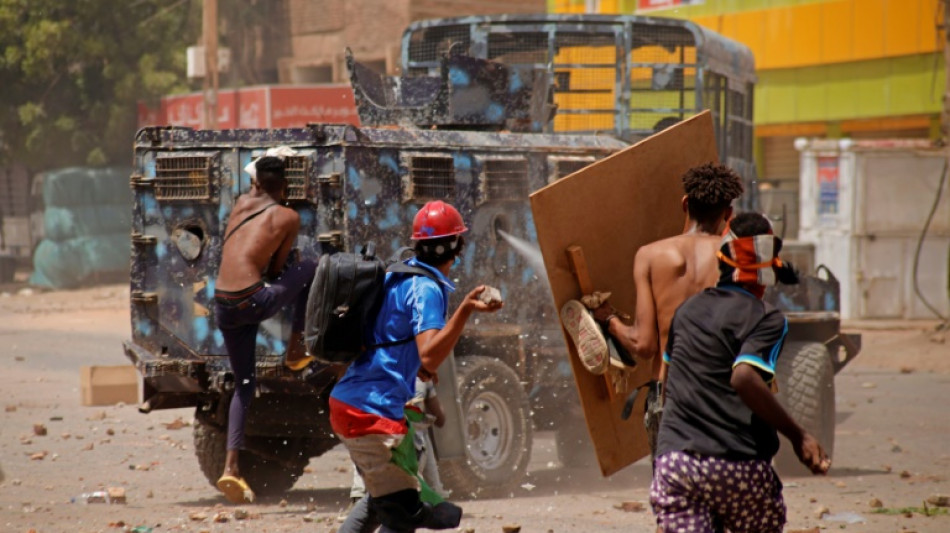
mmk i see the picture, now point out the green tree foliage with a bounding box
[0,0,201,169]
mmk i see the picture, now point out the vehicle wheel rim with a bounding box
[465,390,513,471]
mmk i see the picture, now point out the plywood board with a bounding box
[529,111,718,476]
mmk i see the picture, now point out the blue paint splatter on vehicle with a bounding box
[378,204,400,230]
[379,153,399,173]
[453,153,472,170]
[299,209,314,226]
[522,267,535,285]
[194,317,209,341]
[509,70,523,91]
[142,195,159,219]
[463,244,476,277]
[156,242,167,259]
[449,67,471,86]
[347,201,358,219]
[486,103,504,122]
[135,319,154,337]
[347,166,362,189]
[213,330,224,348]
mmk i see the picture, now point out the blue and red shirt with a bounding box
[329,258,454,438]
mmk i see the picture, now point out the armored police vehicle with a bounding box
[124,14,856,496]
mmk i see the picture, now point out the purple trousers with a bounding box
[214,258,316,451]
[650,451,786,533]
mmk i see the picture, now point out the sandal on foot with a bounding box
[560,300,609,375]
[284,355,315,372]
[217,475,255,504]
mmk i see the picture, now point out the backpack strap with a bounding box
[365,255,443,350]
[222,203,277,246]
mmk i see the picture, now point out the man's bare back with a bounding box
[216,192,300,293]
[637,232,722,365]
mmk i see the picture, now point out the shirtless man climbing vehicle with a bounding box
[560,163,745,454]
[212,154,317,503]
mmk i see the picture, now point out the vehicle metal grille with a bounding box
[627,25,698,134]
[407,24,472,63]
[284,156,309,201]
[154,156,212,200]
[481,158,528,201]
[548,156,595,183]
[405,155,455,201]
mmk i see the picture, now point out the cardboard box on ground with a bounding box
[529,111,719,477]
[80,365,139,406]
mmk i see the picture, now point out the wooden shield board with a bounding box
[529,111,718,476]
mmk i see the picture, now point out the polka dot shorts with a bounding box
[650,451,786,533]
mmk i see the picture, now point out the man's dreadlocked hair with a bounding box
[682,163,744,224]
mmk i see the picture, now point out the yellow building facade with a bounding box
[550,0,944,204]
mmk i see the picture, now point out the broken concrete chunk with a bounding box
[614,501,645,512]
[868,497,883,508]
[107,487,127,504]
[164,417,188,430]
[479,285,503,305]
[926,494,949,507]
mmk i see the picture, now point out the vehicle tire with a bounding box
[439,356,532,499]
[193,420,307,497]
[773,341,836,477]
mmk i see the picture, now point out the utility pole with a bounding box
[943,0,949,141]
[202,0,219,129]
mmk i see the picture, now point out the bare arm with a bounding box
[731,364,829,474]
[415,285,503,374]
[606,247,658,360]
[425,395,446,428]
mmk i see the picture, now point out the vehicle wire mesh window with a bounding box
[481,158,528,202]
[488,31,549,65]
[406,24,471,75]
[154,155,213,200]
[552,32,618,134]
[548,156,595,183]
[405,155,455,201]
[284,156,309,201]
[627,25,697,135]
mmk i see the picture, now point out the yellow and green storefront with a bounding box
[550,0,944,233]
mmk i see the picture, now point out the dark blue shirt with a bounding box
[657,284,788,460]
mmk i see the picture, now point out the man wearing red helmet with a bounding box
[330,200,503,532]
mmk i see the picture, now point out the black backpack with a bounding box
[303,243,440,364]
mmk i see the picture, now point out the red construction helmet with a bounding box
[412,201,468,240]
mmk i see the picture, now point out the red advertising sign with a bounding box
[138,85,360,129]
[637,0,704,12]
[270,86,358,128]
